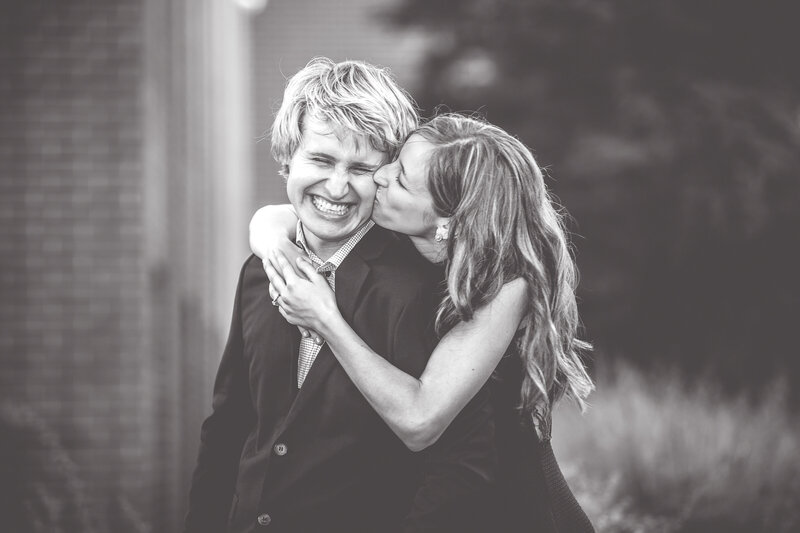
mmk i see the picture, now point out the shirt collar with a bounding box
[295,220,375,270]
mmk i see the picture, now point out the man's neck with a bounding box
[301,223,371,262]
[303,233,344,262]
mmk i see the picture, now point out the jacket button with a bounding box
[257,513,271,526]
[273,442,288,456]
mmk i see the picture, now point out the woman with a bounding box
[253,114,595,532]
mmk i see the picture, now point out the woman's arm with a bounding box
[251,204,321,339]
[249,204,304,269]
[267,251,528,451]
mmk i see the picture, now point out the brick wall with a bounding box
[0,0,410,530]
[0,1,153,530]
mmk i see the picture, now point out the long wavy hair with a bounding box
[416,114,594,421]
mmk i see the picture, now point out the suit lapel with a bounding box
[257,293,301,387]
[333,250,371,325]
[280,227,389,428]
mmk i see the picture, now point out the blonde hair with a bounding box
[417,114,594,420]
[271,58,419,177]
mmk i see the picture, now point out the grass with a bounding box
[551,360,800,533]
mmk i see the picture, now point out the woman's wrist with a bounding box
[316,305,347,343]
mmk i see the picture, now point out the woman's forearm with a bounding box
[249,204,297,261]
[268,256,529,453]
[318,312,439,451]
[315,279,527,451]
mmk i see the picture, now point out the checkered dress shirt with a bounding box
[294,220,375,387]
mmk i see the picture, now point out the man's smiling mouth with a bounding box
[311,195,350,216]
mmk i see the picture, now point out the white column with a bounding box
[142,0,255,530]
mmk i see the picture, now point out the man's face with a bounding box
[286,115,384,253]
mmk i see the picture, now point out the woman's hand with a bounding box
[265,250,341,340]
[264,247,318,341]
[250,204,319,338]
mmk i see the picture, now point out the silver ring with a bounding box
[271,295,281,307]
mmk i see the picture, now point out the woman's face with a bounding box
[371,134,439,237]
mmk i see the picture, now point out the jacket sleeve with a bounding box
[183,259,255,533]
[391,281,499,533]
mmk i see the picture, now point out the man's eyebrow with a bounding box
[348,160,380,173]
[350,160,377,169]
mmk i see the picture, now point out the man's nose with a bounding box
[324,167,350,199]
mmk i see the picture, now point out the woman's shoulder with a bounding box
[502,276,528,295]
[486,277,528,317]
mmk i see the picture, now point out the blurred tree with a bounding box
[384,0,800,388]
[0,404,96,533]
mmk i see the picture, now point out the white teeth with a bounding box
[312,196,349,215]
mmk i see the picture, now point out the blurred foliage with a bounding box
[553,361,800,532]
[384,0,800,386]
[0,404,97,533]
[0,404,149,533]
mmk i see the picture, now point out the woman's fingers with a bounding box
[295,257,327,286]
[280,243,305,275]
[298,326,323,344]
[277,305,290,321]
[268,283,278,301]
[267,252,287,283]
[264,261,287,295]
[273,250,300,282]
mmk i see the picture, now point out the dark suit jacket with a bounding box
[184,227,497,533]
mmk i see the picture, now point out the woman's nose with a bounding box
[373,164,390,187]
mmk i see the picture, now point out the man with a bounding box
[184,59,495,533]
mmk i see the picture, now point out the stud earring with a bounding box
[435,224,449,242]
